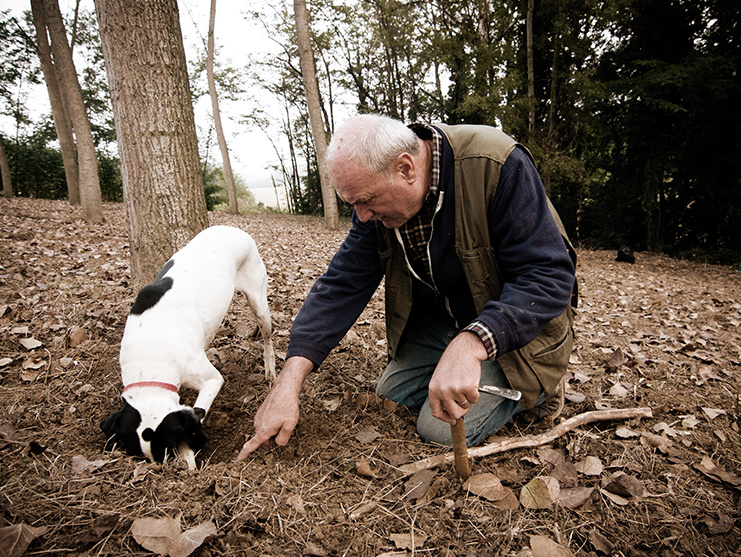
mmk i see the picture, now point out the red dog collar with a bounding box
[123,381,179,394]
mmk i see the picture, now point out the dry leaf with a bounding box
[322,398,341,412]
[640,431,672,453]
[615,426,639,438]
[168,521,217,557]
[355,393,382,409]
[387,452,412,467]
[558,487,595,509]
[530,534,573,557]
[609,382,630,397]
[355,426,382,444]
[600,488,629,506]
[463,473,509,501]
[694,456,741,486]
[701,514,734,535]
[356,456,377,479]
[653,422,678,437]
[492,489,520,510]
[287,494,306,514]
[389,532,427,550]
[131,516,181,554]
[550,461,579,488]
[404,469,435,501]
[589,528,615,554]
[682,416,701,429]
[575,456,603,476]
[537,447,566,466]
[520,476,560,509]
[702,408,726,420]
[0,357,13,367]
[302,540,328,556]
[71,455,110,475]
[604,472,645,498]
[19,338,42,350]
[0,523,48,557]
[68,326,88,347]
[606,348,628,369]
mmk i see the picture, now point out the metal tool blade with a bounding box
[478,384,522,401]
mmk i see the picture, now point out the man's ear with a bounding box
[395,152,415,183]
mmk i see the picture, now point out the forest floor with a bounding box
[1,197,740,557]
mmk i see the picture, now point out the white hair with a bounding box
[327,114,420,176]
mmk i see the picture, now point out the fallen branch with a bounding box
[397,407,653,478]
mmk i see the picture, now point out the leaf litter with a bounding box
[1,198,740,556]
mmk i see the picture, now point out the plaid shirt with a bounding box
[397,124,498,360]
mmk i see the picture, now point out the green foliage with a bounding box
[1,129,122,201]
[2,0,739,264]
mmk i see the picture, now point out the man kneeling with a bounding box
[238,114,577,459]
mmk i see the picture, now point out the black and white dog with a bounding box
[100,225,275,469]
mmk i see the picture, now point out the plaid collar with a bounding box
[396,124,443,287]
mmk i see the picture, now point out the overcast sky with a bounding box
[2,0,280,191]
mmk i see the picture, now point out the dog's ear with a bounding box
[193,407,206,421]
[100,400,143,456]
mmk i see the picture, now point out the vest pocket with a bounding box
[458,247,502,310]
[523,311,574,394]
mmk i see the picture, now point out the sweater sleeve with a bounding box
[286,212,385,367]
[473,146,575,357]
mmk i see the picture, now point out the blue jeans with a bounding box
[376,301,523,447]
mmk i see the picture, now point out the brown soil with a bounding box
[1,197,740,556]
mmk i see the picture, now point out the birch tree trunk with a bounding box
[526,0,535,136]
[43,0,102,221]
[95,0,209,287]
[0,137,12,198]
[30,0,80,205]
[207,0,238,214]
[293,0,339,230]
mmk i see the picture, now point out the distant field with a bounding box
[249,186,287,209]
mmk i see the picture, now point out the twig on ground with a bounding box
[397,407,653,478]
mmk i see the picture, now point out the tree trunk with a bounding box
[43,0,102,221]
[293,0,339,230]
[95,0,209,287]
[0,136,12,198]
[207,0,238,214]
[30,0,80,205]
[526,0,535,135]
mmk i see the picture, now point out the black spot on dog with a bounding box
[100,399,144,456]
[149,409,208,463]
[130,276,174,315]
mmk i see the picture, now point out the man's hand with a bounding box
[427,331,488,424]
[236,356,313,460]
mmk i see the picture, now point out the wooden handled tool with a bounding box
[450,418,470,480]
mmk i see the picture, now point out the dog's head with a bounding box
[100,400,207,463]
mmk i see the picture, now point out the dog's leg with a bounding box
[191,357,224,416]
[236,262,276,381]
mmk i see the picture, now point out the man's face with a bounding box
[332,156,424,229]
